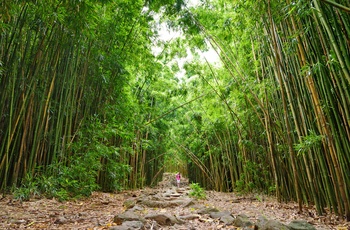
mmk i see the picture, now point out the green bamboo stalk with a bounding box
[320,0,350,13]
[267,0,302,212]
[313,0,350,84]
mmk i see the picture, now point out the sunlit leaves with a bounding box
[294,130,324,156]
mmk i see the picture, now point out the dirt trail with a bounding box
[0,173,349,229]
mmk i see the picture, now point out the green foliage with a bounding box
[14,173,62,201]
[68,116,132,192]
[189,182,206,199]
[101,158,132,192]
[294,130,324,156]
[268,185,276,195]
[235,161,271,194]
[235,178,246,194]
[56,155,101,198]
[13,150,130,201]
[13,174,39,202]
[13,114,133,201]
[12,162,98,201]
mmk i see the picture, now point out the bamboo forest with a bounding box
[1,0,350,227]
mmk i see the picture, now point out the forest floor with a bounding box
[0,174,349,230]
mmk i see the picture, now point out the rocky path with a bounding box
[113,186,316,230]
[111,173,348,230]
[0,173,349,229]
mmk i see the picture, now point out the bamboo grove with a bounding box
[0,0,182,196]
[169,0,350,220]
[1,0,350,221]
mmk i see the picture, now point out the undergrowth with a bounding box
[189,182,206,199]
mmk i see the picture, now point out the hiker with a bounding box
[176,172,181,187]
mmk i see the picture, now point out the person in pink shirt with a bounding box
[176,172,181,188]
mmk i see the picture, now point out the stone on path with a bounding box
[113,211,143,225]
[144,213,181,226]
[197,206,220,214]
[123,199,136,209]
[210,210,231,219]
[220,215,235,225]
[129,205,144,212]
[233,214,254,227]
[54,216,69,225]
[288,220,317,230]
[179,214,201,220]
[140,197,193,208]
[176,188,187,194]
[257,220,289,230]
[257,215,289,230]
[110,220,144,230]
